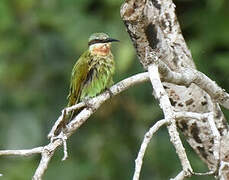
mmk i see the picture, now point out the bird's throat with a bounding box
[90,43,111,56]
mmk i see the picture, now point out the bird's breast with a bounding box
[84,54,114,86]
[80,54,115,100]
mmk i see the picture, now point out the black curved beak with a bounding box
[105,38,120,43]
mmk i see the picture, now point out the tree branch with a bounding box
[148,63,192,177]
[133,119,169,180]
[121,0,229,178]
[0,72,149,179]
[0,147,43,156]
[158,61,229,109]
[1,64,229,179]
[1,0,229,179]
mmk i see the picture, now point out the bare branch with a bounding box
[158,61,229,109]
[1,0,229,178]
[33,139,62,180]
[121,0,229,176]
[133,119,169,180]
[192,171,215,176]
[61,133,68,161]
[2,63,228,179]
[219,161,229,179]
[48,102,86,139]
[0,147,43,157]
[148,63,192,177]
[175,112,211,120]
[170,171,186,180]
[207,113,221,163]
[0,72,150,179]
[170,165,215,180]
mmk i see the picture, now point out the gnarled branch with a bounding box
[121,0,229,179]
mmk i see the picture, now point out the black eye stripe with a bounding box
[88,39,109,46]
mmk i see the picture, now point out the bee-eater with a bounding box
[67,33,119,107]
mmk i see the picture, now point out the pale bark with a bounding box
[1,0,229,179]
[0,72,150,180]
[120,0,229,179]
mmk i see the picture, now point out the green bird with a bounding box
[67,32,119,108]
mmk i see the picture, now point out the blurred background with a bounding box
[0,0,228,179]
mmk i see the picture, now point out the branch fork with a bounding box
[148,62,193,177]
[0,57,229,179]
[2,0,229,176]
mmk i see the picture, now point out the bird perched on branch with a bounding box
[67,32,119,108]
[49,33,119,137]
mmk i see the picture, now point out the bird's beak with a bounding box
[105,38,120,43]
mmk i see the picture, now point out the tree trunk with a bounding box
[120,0,229,178]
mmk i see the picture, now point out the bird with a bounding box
[50,33,119,136]
[67,32,119,109]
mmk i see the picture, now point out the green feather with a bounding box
[67,51,90,107]
[67,50,115,107]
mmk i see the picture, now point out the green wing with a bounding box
[67,51,90,107]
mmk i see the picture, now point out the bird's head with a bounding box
[88,33,119,56]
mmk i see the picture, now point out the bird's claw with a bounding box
[49,132,69,160]
[47,109,68,140]
[106,88,113,98]
[83,98,96,112]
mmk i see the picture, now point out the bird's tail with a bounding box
[67,93,81,120]
[52,95,82,136]
[54,105,83,136]
[68,100,84,121]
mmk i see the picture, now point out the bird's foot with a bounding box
[49,131,69,161]
[106,88,113,98]
[82,98,96,112]
[48,109,68,140]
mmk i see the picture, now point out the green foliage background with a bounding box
[0,0,228,179]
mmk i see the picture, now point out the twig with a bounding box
[192,171,214,176]
[171,169,215,180]
[0,147,43,156]
[33,140,62,180]
[219,161,229,179]
[61,133,68,161]
[175,112,211,120]
[133,119,169,180]
[207,112,221,162]
[158,61,229,110]
[170,171,186,180]
[65,102,86,113]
